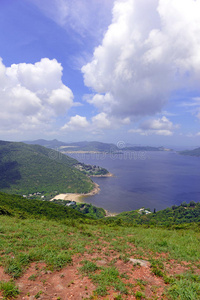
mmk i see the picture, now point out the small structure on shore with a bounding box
[66,201,76,206]
[138,208,152,215]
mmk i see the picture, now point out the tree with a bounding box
[189,200,196,207]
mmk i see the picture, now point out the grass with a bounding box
[0,213,200,299]
[0,280,20,299]
[166,272,200,299]
[91,266,128,296]
[79,260,99,274]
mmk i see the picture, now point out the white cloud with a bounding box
[28,0,114,42]
[61,115,89,131]
[129,116,179,136]
[61,111,127,133]
[0,58,74,134]
[82,0,200,121]
[92,112,111,129]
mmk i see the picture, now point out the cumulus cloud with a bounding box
[92,112,111,129]
[61,111,123,133]
[82,0,200,121]
[129,116,179,136]
[61,115,89,131]
[0,58,74,133]
[61,111,131,133]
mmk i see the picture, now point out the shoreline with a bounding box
[50,182,100,203]
[90,172,113,178]
[50,181,118,217]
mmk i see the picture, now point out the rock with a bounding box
[96,260,107,266]
[129,258,150,267]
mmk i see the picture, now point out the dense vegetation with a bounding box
[112,201,200,226]
[0,140,94,195]
[52,199,106,219]
[180,147,200,157]
[75,163,109,176]
[0,192,89,221]
[0,192,200,299]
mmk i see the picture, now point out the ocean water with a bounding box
[68,151,200,213]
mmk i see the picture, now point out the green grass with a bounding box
[0,193,200,299]
[0,214,200,298]
[0,280,20,299]
[90,266,128,296]
[79,260,99,274]
[167,272,200,299]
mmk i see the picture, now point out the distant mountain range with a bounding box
[179,147,200,157]
[0,140,94,196]
[24,139,169,152]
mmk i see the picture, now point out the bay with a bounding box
[68,151,200,213]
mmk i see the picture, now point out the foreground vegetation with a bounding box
[0,193,200,299]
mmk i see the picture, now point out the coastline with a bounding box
[104,210,118,217]
[50,182,100,203]
[90,172,113,178]
[49,183,119,217]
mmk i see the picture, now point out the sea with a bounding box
[68,151,200,213]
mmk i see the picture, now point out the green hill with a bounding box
[180,147,200,157]
[111,201,200,226]
[0,140,94,195]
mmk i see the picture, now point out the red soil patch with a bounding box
[0,246,197,299]
[0,266,11,282]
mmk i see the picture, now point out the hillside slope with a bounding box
[0,141,94,195]
[0,193,200,299]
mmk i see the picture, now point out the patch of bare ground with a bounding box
[0,266,10,282]
[0,245,198,299]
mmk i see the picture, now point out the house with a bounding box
[138,208,152,215]
[66,201,76,206]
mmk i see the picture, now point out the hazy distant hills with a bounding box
[24,139,168,152]
[180,147,200,157]
[0,141,94,195]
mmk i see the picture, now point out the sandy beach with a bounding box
[50,182,100,203]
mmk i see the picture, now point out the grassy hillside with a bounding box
[0,141,94,195]
[180,147,200,157]
[0,193,200,299]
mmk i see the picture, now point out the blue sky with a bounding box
[0,0,200,148]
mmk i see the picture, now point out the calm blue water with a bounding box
[68,152,200,213]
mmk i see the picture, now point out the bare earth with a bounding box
[0,248,198,299]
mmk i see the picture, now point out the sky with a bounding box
[0,0,200,148]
